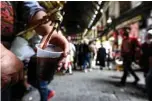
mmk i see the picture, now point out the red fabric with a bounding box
[121,38,131,53]
[130,37,141,47]
[1,1,14,36]
[47,90,55,99]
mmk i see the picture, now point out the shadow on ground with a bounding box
[92,77,148,100]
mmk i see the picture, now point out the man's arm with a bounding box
[23,1,69,67]
[22,1,54,36]
[1,43,23,88]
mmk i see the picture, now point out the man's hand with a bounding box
[51,31,69,70]
[0,43,23,89]
[41,31,69,70]
[31,10,69,70]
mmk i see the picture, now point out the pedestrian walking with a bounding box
[119,28,139,86]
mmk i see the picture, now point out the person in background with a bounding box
[1,1,69,101]
[89,40,97,70]
[73,42,79,70]
[65,36,76,75]
[141,33,152,77]
[78,41,85,70]
[97,44,106,70]
[129,37,141,64]
[145,28,152,101]
[119,28,139,86]
[82,39,91,73]
[107,49,112,70]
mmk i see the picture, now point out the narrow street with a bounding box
[50,69,147,101]
[1,1,152,101]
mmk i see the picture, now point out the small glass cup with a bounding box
[36,44,63,81]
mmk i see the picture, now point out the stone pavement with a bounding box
[49,69,148,101]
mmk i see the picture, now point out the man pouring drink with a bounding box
[1,1,69,101]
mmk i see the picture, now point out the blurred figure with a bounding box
[97,44,106,70]
[89,40,98,69]
[77,41,84,69]
[141,34,152,77]
[65,36,76,74]
[107,49,112,69]
[82,39,91,73]
[145,29,152,101]
[119,28,139,86]
[130,38,141,64]
[73,42,78,70]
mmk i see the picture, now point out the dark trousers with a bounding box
[1,87,11,101]
[146,69,152,101]
[143,62,149,77]
[121,57,139,84]
[83,53,91,69]
[1,82,26,101]
[99,58,105,67]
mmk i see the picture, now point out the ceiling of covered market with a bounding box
[61,1,104,35]
[61,1,152,35]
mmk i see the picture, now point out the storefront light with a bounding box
[138,38,141,42]
[93,14,96,18]
[96,5,100,10]
[63,12,65,15]
[98,1,102,5]
[100,9,103,13]
[107,17,112,24]
[92,26,96,30]
[95,11,98,14]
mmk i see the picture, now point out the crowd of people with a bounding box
[64,26,152,101]
[61,38,113,73]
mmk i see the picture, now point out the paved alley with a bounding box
[49,69,147,101]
